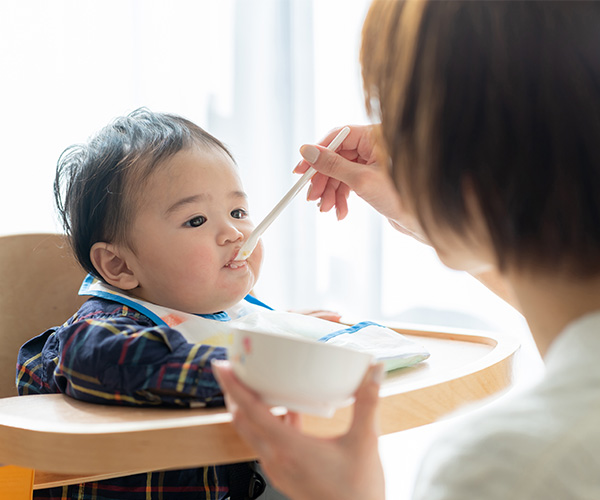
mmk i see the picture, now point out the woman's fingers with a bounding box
[319,179,341,212]
[335,183,351,220]
[300,144,365,190]
[212,360,288,458]
[346,363,384,442]
[213,361,322,497]
[294,126,362,175]
[214,359,386,500]
[294,125,377,218]
[340,363,387,499]
[307,172,330,201]
[283,410,303,429]
[290,308,342,322]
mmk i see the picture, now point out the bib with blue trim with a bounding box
[79,275,429,371]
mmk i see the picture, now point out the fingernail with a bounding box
[307,183,313,200]
[211,359,227,379]
[371,363,385,384]
[211,359,227,369]
[336,207,341,220]
[293,161,302,173]
[300,145,320,164]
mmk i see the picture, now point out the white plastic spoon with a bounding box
[235,126,351,261]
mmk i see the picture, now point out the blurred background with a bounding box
[1,1,542,496]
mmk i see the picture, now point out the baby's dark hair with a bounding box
[54,108,234,278]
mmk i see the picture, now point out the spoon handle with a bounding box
[237,127,351,260]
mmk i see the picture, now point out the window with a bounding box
[1,1,539,371]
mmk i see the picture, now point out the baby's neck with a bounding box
[121,286,233,316]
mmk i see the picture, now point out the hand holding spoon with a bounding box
[235,127,351,261]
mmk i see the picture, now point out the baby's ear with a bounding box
[90,242,139,290]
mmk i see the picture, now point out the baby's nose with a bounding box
[219,223,244,244]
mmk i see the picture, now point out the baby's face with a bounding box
[121,146,263,314]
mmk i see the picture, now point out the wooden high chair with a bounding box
[0,233,520,499]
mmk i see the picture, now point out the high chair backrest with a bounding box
[0,233,86,398]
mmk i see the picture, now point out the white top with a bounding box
[412,311,600,499]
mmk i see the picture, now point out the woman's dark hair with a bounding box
[362,1,600,277]
[54,108,235,278]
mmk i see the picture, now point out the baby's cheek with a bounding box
[185,246,217,268]
[175,256,215,285]
[195,260,218,278]
[250,243,264,274]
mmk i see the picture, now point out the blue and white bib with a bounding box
[80,275,429,371]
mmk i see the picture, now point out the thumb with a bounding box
[300,144,361,187]
[346,363,384,441]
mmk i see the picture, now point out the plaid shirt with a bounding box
[16,296,247,500]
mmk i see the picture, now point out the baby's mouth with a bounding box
[225,260,247,269]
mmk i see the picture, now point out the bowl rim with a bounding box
[228,325,375,360]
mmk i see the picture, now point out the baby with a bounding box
[17,109,268,500]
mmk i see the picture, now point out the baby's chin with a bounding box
[191,289,253,315]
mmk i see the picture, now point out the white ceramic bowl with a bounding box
[229,327,374,417]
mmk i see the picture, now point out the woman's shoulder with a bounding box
[413,382,600,499]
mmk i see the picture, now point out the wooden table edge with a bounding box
[0,324,520,488]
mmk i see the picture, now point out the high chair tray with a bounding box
[0,323,518,489]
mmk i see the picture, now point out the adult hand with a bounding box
[295,124,427,243]
[212,360,386,500]
[291,308,342,322]
[297,126,523,307]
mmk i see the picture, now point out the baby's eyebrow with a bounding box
[165,194,208,215]
[231,190,248,200]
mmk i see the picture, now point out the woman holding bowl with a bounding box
[214,1,600,498]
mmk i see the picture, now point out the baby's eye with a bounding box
[231,209,248,220]
[185,215,207,228]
